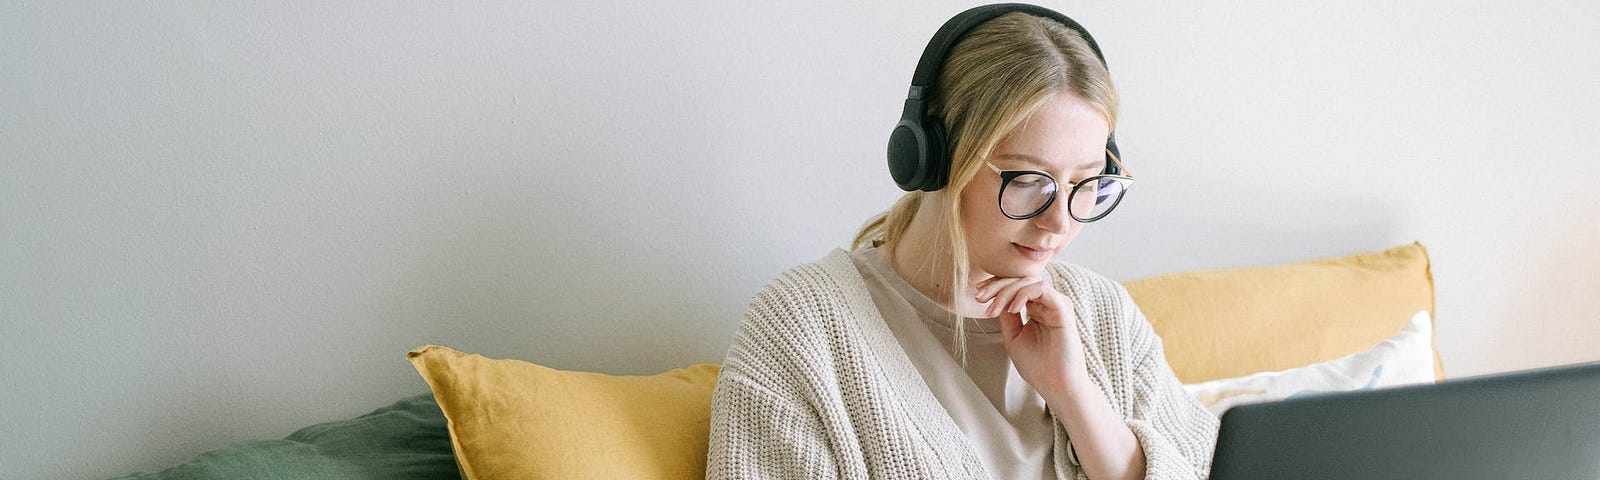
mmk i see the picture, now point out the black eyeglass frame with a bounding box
[985,149,1135,223]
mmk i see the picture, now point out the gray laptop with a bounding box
[1208,360,1600,479]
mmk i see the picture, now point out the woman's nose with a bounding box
[1031,199,1076,233]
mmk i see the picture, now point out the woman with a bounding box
[708,5,1219,479]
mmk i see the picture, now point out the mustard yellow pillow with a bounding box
[1121,242,1441,384]
[406,345,721,480]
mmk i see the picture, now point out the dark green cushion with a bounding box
[111,393,459,480]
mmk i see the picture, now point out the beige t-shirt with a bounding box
[850,245,1060,480]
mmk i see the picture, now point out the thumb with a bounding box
[998,308,1023,342]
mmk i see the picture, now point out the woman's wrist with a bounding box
[1042,365,1148,480]
[1038,363,1096,408]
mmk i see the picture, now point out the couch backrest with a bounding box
[1121,242,1440,384]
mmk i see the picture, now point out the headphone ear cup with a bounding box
[921,118,949,191]
[888,119,930,191]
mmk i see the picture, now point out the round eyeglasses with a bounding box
[984,151,1134,223]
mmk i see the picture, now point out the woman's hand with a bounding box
[977,273,1147,480]
[974,272,1088,398]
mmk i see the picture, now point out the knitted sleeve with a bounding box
[1114,283,1221,480]
[706,274,850,480]
[706,366,839,479]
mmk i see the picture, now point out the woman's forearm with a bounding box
[1041,369,1146,480]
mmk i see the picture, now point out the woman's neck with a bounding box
[887,197,993,318]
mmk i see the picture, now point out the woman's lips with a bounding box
[1013,243,1052,261]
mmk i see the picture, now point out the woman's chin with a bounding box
[985,260,1049,279]
[974,246,1058,278]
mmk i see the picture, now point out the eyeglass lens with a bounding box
[1001,174,1128,221]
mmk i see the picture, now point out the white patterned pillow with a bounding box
[1183,310,1437,416]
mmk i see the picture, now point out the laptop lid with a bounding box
[1208,360,1600,479]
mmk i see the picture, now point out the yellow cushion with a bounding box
[406,345,721,480]
[1121,242,1442,384]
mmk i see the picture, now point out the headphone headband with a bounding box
[887,3,1121,192]
[908,3,1108,90]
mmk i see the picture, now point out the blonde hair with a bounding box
[852,12,1119,363]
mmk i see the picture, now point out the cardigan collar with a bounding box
[820,247,993,478]
[819,247,1091,480]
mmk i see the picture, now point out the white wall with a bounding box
[3,1,1597,478]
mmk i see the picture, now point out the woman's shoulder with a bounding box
[723,248,868,380]
[748,248,857,309]
[737,248,864,337]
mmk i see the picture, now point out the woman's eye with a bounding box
[1013,180,1043,189]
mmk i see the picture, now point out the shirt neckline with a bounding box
[854,245,1004,335]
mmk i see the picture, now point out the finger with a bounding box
[987,278,1044,317]
[974,277,1024,303]
[1011,284,1073,327]
[975,276,1024,297]
[998,304,1022,341]
[974,276,997,290]
[975,275,1009,290]
[1005,282,1047,315]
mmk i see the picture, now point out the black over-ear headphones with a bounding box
[887,3,1121,192]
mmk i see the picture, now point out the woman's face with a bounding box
[960,92,1111,279]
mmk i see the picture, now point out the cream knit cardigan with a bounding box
[707,249,1220,479]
